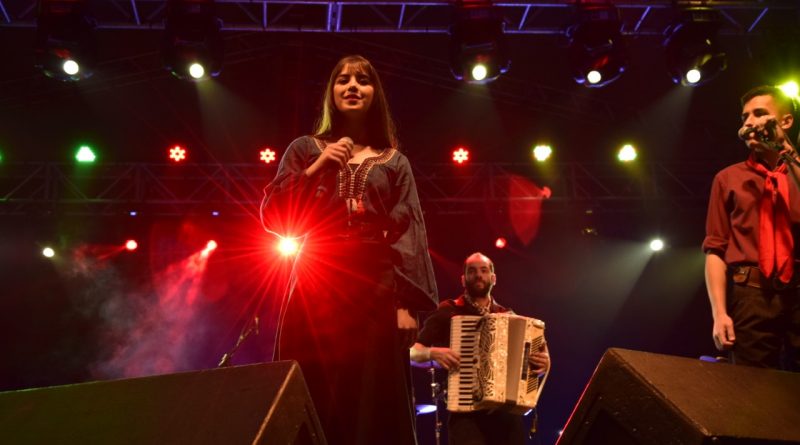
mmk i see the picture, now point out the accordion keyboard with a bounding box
[447,316,482,412]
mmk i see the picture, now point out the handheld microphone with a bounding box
[738,119,779,146]
[315,137,353,199]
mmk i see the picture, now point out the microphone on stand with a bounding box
[737,126,754,142]
[738,119,779,146]
[740,119,800,175]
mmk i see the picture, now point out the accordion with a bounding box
[446,313,547,414]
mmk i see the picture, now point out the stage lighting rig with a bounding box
[163,0,223,81]
[664,7,726,87]
[449,1,509,84]
[34,0,97,82]
[567,3,627,88]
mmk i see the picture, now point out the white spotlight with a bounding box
[189,63,206,80]
[471,64,488,82]
[586,70,602,85]
[617,144,637,162]
[277,236,300,257]
[685,69,701,85]
[533,144,553,162]
[62,59,80,75]
[649,238,665,252]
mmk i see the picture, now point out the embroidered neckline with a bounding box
[311,137,397,215]
[311,137,396,201]
[338,148,395,202]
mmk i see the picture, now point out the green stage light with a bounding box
[75,145,96,163]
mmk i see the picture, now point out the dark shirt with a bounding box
[263,135,438,311]
[417,294,512,347]
[703,160,800,265]
[417,295,527,445]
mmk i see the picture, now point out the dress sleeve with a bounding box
[261,137,333,237]
[702,172,730,257]
[388,154,438,311]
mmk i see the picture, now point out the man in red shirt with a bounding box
[703,85,800,370]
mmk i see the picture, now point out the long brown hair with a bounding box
[314,55,398,149]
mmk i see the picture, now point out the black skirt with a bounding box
[276,238,418,445]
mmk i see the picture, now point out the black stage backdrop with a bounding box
[1,21,799,444]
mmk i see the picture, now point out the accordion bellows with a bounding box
[447,314,547,414]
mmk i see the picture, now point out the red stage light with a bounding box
[495,237,507,249]
[260,148,277,164]
[201,240,218,258]
[277,236,300,257]
[125,240,138,251]
[168,145,187,162]
[452,147,470,165]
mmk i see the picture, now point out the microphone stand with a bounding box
[781,152,800,193]
[223,187,307,367]
[777,137,800,192]
[272,234,305,361]
[218,233,305,367]
[428,364,444,445]
[751,124,800,193]
[218,316,259,367]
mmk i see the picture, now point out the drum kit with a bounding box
[411,360,446,445]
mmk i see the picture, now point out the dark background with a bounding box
[2,7,800,443]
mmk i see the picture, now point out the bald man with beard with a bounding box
[410,252,550,445]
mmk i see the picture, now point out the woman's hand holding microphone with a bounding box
[305,137,354,177]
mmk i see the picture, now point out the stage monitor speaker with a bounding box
[0,360,326,445]
[558,348,800,445]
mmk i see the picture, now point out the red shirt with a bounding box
[703,160,800,265]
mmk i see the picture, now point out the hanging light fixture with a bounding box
[567,2,627,88]
[449,0,509,84]
[664,6,727,87]
[162,0,224,81]
[34,0,97,82]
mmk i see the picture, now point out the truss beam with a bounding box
[0,1,795,35]
[0,161,717,217]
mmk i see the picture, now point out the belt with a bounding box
[732,265,800,291]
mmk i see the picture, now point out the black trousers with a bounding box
[728,282,800,371]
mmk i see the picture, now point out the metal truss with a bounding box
[0,161,718,217]
[0,1,796,35]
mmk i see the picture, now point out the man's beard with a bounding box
[466,280,491,298]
